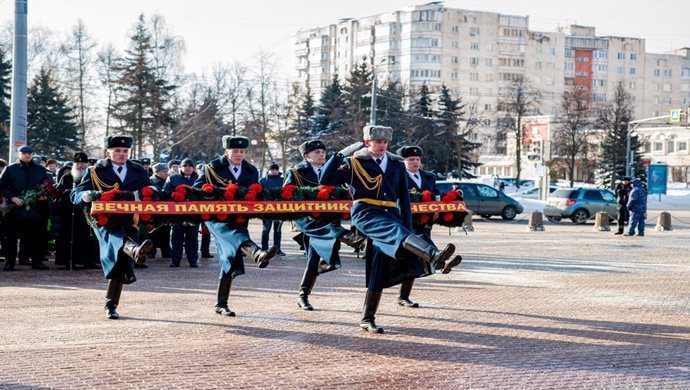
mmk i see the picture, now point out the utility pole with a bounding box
[369,73,377,125]
[9,0,28,162]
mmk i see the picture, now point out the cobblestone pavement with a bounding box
[1,216,689,389]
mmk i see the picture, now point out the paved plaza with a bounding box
[1,210,689,389]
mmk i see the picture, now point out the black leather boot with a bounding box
[214,278,235,316]
[402,235,455,270]
[121,237,154,265]
[338,231,366,251]
[360,290,384,333]
[298,270,318,311]
[441,255,463,274]
[397,280,418,307]
[239,241,278,269]
[105,280,123,319]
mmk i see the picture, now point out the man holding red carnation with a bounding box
[0,145,54,271]
[284,140,367,311]
[396,146,463,309]
[71,135,156,319]
[320,126,461,334]
[193,136,279,317]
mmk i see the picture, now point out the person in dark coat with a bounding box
[625,178,647,237]
[193,136,279,317]
[284,140,366,311]
[196,163,214,259]
[614,176,632,235]
[320,126,461,333]
[146,163,171,259]
[71,136,155,319]
[0,146,53,271]
[164,158,199,267]
[54,152,100,269]
[259,163,285,255]
[395,145,461,308]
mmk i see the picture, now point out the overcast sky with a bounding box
[1,0,687,77]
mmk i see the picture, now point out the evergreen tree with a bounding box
[376,80,409,147]
[111,14,176,158]
[596,82,641,188]
[437,85,481,178]
[408,84,439,171]
[343,61,372,141]
[310,75,350,152]
[27,68,80,159]
[288,82,315,162]
[0,47,11,159]
[173,90,227,162]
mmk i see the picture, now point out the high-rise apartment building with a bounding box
[292,2,690,157]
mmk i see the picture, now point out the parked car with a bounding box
[437,181,524,220]
[519,186,558,199]
[542,188,617,224]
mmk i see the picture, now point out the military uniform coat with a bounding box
[284,159,344,273]
[193,156,259,279]
[54,173,100,267]
[320,149,428,291]
[71,159,151,283]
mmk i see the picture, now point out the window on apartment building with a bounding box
[653,142,663,152]
[576,57,589,62]
[564,62,574,71]
[485,74,493,81]
[545,92,555,99]
[535,62,542,69]
[533,76,541,84]
[469,87,479,96]
[470,72,479,81]
[470,57,480,66]
[470,42,480,50]
[593,49,608,58]
[451,71,458,79]
[663,83,672,92]
[485,58,493,67]
[548,48,556,56]
[664,98,672,105]
[654,96,660,104]
[630,53,637,60]
[546,77,555,85]
[414,10,435,21]
[683,68,690,78]
[677,142,688,152]
[451,56,459,64]
[667,141,675,153]
[575,71,589,76]
[629,82,636,89]
[535,47,542,55]
[565,48,574,57]
[593,64,608,73]
[617,67,625,75]
[470,27,480,36]
[654,69,660,77]
[452,25,459,33]
[629,68,636,75]
[617,53,625,60]
[452,41,459,48]
[485,103,492,111]
[664,69,672,77]
[483,119,492,126]
[653,83,660,91]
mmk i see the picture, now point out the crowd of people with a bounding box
[0,126,465,333]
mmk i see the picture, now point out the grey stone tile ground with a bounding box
[1,213,689,389]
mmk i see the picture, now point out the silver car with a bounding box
[543,188,618,224]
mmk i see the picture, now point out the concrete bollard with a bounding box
[460,210,474,232]
[655,211,673,231]
[527,211,545,231]
[593,212,610,232]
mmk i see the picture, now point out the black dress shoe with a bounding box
[31,262,49,270]
[133,263,148,269]
[170,262,180,267]
[189,262,199,268]
[201,254,214,258]
[3,264,14,271]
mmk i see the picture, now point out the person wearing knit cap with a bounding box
[164,158,201,267]
[71,135,156,319]
[320,126,461,333]
[284,140,367,311]
[193,135,279,317]
[167,159,180,175]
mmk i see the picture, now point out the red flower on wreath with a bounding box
[202,183,215,193]
[140,214,151,222]
[342,213,350,220]
[99,190,117,201]
[201,213,210,220]
[442,213,454,222]
[171,191,186,201]
[175,185,188,193]
[224,191,235,201]
[96,215,108,226]
[244,191,257,201]
[420,214,430,223]
[441,191,458,203]
[316,185,335,200]
[236,216,246,223]
[281,190,294,200]
[216,214,227,221]
[226,184,239,193]
[421,190,433,202]
[248,183,263,193]
[141,187,154,197]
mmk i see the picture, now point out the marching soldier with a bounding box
[193,136,279,317]
[320,126,462,333]
[71,136,155,319]
[284,140,366,311]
